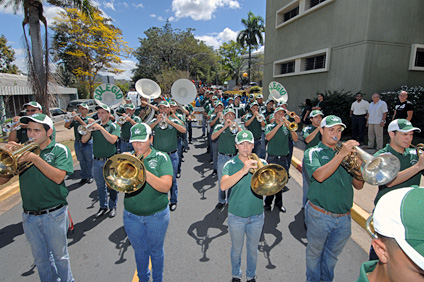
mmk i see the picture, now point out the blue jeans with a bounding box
[228,212,264,280]
[120,140,133,153]
[177,137,183,175]
[168,151,179,204]
[93,159,118,209]
[212,139,219,170]
[202,115,207,135]
[305,201,352,282]
[264,155,290,207]
[22,206,74,282]
[124,208,170,282]
[217,153,232,204]
[74,140,93,179]
[253,138,261,157]
[259,132,266,159]
[302,159,310,208]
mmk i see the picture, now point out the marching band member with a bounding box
[82,104,121,218]
[221,130,266,282]
[123,123,173,282]
[0,114,74,282]
[208,100,225,176]
[244,102,266,157]
[169,100,186,178]
[149,100,186,211]
[232,94,245,121]
[303,115,364,282]
[212,108,241,209]
[264,107,298,213]
[8,101,42,143]
[119,103,142,153]
[64,102,93,184]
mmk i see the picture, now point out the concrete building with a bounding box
[264,0,424,112]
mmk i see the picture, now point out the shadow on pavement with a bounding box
[259,209,283,270]
[288,208,307,247]
[87,190,99,210]
[109,226,131,264]
[0,221,24,249]
[187,206,228,262]
[192,174,216,200]
[67,214,109,246]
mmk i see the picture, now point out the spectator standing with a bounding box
[312,93,326,114]
[366,93,388,150]
[393,90,414,121]
[301,99,312,127]
[350,93,369,145]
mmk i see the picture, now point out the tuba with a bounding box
[135,78,161,124]
[0,139,40,176]
[333,137,400,185]
[171,79,197,105]
[249,153,288,196]
[103,153,146,193]
[94,83,125,110]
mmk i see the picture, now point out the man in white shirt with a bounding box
[366,93,388,150]
[350,93,369,145]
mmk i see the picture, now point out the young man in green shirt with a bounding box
[244,102,266,157]
[355,187,424,282]
[119,103,141,153]
[303,115,364,282]
[221,130,266,282]
[82,104,121,218]
[0,114,74,282]
[208,100,224,176]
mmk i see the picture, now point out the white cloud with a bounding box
[132,1,144,8]
[104,0,115,11]
[195,27,238,49]
[99,59,137,80]
[157,16,165,21]
[150,14,157,18]
[172,0,240,21]
[122,2,129,8]
[44,6,65,26]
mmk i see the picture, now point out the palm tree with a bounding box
[0,0,92,114]
[236,11,265,84]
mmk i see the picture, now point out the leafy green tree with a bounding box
[51,7,133,97]
[237,11,265,84]
[0,35,20,74]
[218,40,246,86]
[0,0,93,114]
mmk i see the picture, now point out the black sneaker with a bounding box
[95,208,107,217]
[79,179,87,184]
[247,276,257,282]
[86,178,93,184]
[231,278,241,282]
[169,203,177,212]
[109,208,116,218]
[212,170,217,177]
[215,203,225,209]
[279,205,286,213]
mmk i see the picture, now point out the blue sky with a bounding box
[0,0,265,80]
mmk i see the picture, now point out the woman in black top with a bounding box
[301,99,312,127]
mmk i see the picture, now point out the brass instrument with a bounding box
[365,214,378,239]
[2,121,21,133]
[103,153,146,193]
[284,109,296,118]
[248,153,288,196]
[78,119,101,135]
[117,114,129,125]
[281,117,298,131]
[256,114,264,123]
[0,139,40,176]
[410,143,424,156]
[64,113,80,122]
[229,122,239,134]
[333,137,400,185]
[158,114,168,130]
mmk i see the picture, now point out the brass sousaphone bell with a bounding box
[103,154,146,193]
[249,153,288,196]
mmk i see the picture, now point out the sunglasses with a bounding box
[27,109,38,112]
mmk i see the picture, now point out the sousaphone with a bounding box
[171,79,197,105]
[93,83,125,109]
[135,79,162,100]
[269,81,288,103]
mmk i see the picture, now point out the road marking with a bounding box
[132,259,151,282]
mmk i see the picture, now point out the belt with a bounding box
[219,152,236,157]
[94,156,110,161]
[309,201,351,218]
[25,204,64,216]
[121,138,130,142]
[167,150,177,155]
[352,114,366,116]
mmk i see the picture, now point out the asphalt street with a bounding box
[0,127,368,282]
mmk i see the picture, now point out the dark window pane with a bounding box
[310,0,327,9]
[283,6,299,22]
[280,61,295,74]
[305,55,326,70]
[415,49,424,67]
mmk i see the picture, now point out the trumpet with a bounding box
[64,113,80,122]
[77,119,101,135]
[229,122,239,134]
[333,137,400,185]
[256,114,264,122]
[284,109,296,118]
[158,114,168,130]
[2,121,21,132]
[218,113,224,123]
[117,114,129,125]
[281,118,298,131]
[410,143,424,156]
[0,139,40,176]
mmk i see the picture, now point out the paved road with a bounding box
[0,127,368,282]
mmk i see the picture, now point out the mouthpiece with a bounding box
[332,136,338,141]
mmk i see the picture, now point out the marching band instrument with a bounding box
[365,214,378,239]
[284,109,296,118]
[94,83,124,109]
[281,117,298,132]
[2,121,21,133]
[171,79,197,105]
[0,139,40,176]
[256,114,264,123]
[64,113,80,123]
[218,113,224,124]
[135,79,162,100]
[78,119,101,136]
[117,114,129,125]
[158,114,168,130]
[229,122,239,134]
[410,143,424,156]
[269,81,288,103]
[103,153,146,193]
[249,153,288,196]
[333,137,400,185]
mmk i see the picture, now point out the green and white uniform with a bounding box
[121,115,142,141]
[213,124,237,155]
[354,260,377,282]
[92,121,121,158]
[67,116,90,142]
[150,117,183,153]
[302,125,321,150]
[265,123,290,156]
[244,113,264,139]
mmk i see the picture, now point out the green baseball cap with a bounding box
[274,107,285,114]
[249,94,254,99]
[388,119,421,133]
[320,115,346,129]
[250,101,259,107]
[125,96,132,101]
[228,96,234,101]
[266,99,274,105]
[23,101,42,110]
[95,104,111,113]
[234,94,240,99]
[125,103,135,110]
[214,101,224,107]
[256,94,263,99]
[309,110,324,118]
[212,96,218,100]
[130,123,152,143]
[169,101,178,107]
[373,187,424,270]
[236,130,254,144]
[20,113,53,130]
[158,100,170,107]
[78,103,89,110]
[223,108,235,116]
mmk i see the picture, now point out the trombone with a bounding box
[78,119,101,135]
[0,139,40,176]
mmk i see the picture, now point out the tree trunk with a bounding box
[248,45,251,84]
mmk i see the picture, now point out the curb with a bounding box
[291,156,370,230]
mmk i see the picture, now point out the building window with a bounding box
[304,55,326,71]
[409,44,424,71]
[279,61,295,74]
[284,7,299,22]
[309,0,327,9]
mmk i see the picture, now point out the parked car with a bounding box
[49,108,68,123]
[67,99,96,113]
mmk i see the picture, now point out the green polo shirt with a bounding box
[302,125,321,150]
[175,112,186,138]
[68,116,90,142]
[222,155,266,217]
[124,148,173,216]
[374,144,420,205]
[265,123,290,156]
[121,115,142,140]
[304,142,354,214]
[354,260,377,282]
[19,141,73,211]
[150,117,182,152]
[213,124,237,155]
[209,112,223,131]
[244,113,264,138]
[91,120,120,158]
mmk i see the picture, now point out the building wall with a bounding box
[264,0,424,114]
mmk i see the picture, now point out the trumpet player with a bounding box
[8,101,42,143]
[149,100,186,211]
[303,115,364,282]
[208,100,225,176]
[0,114,74,282]
[119,104,141,153]
[211,108,241,209]
[244,102,266,157]
[264,107,298,213]
[82,104,121,218]
[64,102,93,184]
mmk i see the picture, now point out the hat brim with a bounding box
[96,106,110,112]
[130,136,150,143]
[20,116,53,130]
[397,127,421,133]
